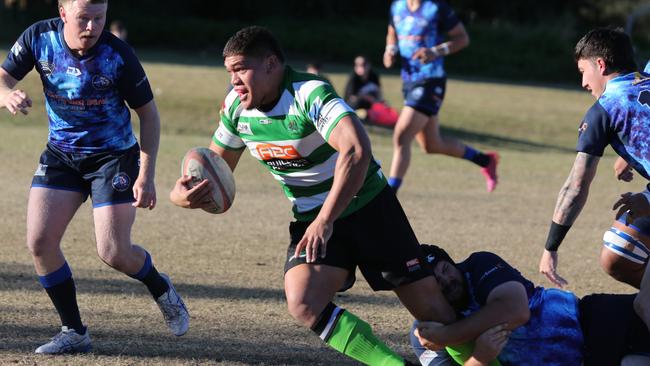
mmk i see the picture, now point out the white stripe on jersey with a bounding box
[239,90,296,118]
[288,190,331,213]
[270,153,339,187]
[214,123,246,149]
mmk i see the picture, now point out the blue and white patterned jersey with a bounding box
[2,18,153,153]
[389,0,459,83]
[576,72,650,180]
[411,252,583,366]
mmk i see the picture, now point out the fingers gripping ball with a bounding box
[181,147,235,214]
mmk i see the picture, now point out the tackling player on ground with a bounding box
[383,0,499,193]
[170,26,458,366]
[0,0,189,354]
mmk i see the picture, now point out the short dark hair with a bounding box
[420,244,455,269]
[574,27,637,74]
[223,26,285,63]
[59,0,107,7]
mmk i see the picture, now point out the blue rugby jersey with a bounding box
[389,0,459,83]
[411,252,583,366]
[2,18,153,153]
[576,72,650,180]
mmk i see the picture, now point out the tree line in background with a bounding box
[1,0,649,83]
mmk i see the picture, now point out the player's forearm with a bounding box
[0,68,18,108]
[137,108,161,180]
[439,33,469,55]
[316,143,370,224]
[552,153,599,225]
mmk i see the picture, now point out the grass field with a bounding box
[0,52,645,365]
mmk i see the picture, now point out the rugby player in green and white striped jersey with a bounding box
[170,26,455,366]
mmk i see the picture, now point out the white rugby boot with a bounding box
[35,326,92,354]
[155,273,189,336]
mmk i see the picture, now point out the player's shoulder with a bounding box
[22,17,61,39]
[288,68,332,97]
[467,251,503,263]
[99,31,138,60]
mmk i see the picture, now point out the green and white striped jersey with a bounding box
[213,67,386,221]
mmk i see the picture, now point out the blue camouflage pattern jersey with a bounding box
[411,252,583,366]
[390,0,460,83]
[577,72,650,180]
[1,18,153,153]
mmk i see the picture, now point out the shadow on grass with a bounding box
[1,323,363,365]
[0,262,401,306]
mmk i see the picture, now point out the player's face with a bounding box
[433,261,468,309]
[225,54,275,110]
[60,0,107,52]
[578,58,607,99]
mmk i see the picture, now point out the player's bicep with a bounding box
[484,281,530,328]
[327,113,370,155]
[209,140,242,172]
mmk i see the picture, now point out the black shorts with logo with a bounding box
[284,185,432,291]
[402,77,446,117]
[32,142,140,207]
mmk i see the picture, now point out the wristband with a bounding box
[385,44,398,55]
[544,221,571,251]
[430,46,440,57]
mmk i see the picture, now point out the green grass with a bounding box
[0,54,644,365]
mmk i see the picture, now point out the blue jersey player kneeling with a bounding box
[0,0,189,354]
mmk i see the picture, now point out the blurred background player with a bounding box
[412,245,650,366]
[306,60,331,84]
[537,27,650,334]
[344,55,382,111]
[0,0,188,354]
[383,0,499,193]
[170,26,458,366]
[109,19,127,41]
[344,55,398,128]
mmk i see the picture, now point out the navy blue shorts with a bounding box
[283,185,432,292]
[402,77,446,116]
[32,143,140,208]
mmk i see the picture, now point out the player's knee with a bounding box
[26,235,56,258]
[97,246,125,269]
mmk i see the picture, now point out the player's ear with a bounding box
[266,55,278,74]
[596,57,608,75]
[59,4,67,22]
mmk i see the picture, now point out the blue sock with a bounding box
[387,177,402,192]
[462,146,490,167]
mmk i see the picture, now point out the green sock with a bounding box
[446,343,502,366]
[326,310,404,366]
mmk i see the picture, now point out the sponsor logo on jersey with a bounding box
[578,121,588,134]
[112,172,131,192]
[257,144,300,160]
[259,119,272,125]
[34,163,47,176]
[66,66,81,77]
[478,263,505,283]
[92,75,113,90]
[11,42,22,57]
[256,144,310,170]
[638,90,650,108]
[237,122,253,135]
[38,60,55,77]
[316,114,329,133]
[406,258,421,272]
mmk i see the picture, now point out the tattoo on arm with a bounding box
[553,153,599,225]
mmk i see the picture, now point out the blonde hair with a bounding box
[58,0,107,7]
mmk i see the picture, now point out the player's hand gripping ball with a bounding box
[181,147,235,214]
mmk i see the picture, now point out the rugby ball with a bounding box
[181,147,235,214]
